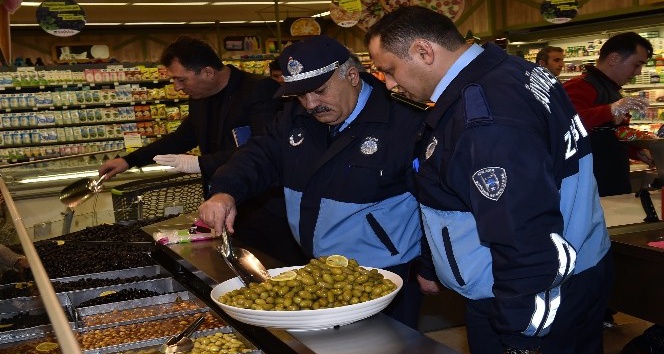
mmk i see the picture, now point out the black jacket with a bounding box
[124,64,281,193]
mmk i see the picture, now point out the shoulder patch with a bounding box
[472,167,507,201]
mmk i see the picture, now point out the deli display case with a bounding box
[0,164,460,353]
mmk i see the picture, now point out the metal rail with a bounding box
[0,149,122,169]
[0,178,82,353]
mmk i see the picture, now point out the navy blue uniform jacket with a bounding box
[209,73,424,268]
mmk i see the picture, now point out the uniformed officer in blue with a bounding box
[366,7,612,354]
[199,35,426,328]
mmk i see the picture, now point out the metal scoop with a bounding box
[59,174,107,208]
[160,314,205,354]
[215,229,270,286]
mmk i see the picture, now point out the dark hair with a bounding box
[535,46,564,64]
[160,36,223,73]
[269,60,281,72]
[363,6,465,59]
[599,32,653,62]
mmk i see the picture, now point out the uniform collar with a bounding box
[431,43,484,103]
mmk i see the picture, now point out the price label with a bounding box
[123,132,143,148]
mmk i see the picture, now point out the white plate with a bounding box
[210,266,403,331]
[90,45,110,59]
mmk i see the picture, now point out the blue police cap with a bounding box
[274,35,350,97]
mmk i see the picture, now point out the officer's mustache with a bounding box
[307,106,332,115]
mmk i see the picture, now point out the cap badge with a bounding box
[360,136,379,155]
[287,57,304,76]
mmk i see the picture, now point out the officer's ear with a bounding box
[346,66,361,87]
[411,40,434,63]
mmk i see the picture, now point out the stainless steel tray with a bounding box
[0,266,172,301]
[66,277,186,308]
[77,311,228,353]
[52,265,172,284]
[0,293,71,313]
[76,291,207,330]
[83,327,262,354]
[0,308,75,344]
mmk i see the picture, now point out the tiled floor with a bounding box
[424,312,654,354]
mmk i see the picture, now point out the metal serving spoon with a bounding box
[160,314,205,354]
[215,229,270,286]
[59,174,107,208]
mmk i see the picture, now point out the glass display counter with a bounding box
[0,167,461,353]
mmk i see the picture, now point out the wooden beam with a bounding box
[0,6,10,66]
[510,0,541,10]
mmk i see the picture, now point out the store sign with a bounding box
[541,0,578,24]
[289,18,321,37]
[36,0,87,37]
[330,0,361,28]
[223,36,261,52]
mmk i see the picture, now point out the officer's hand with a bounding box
[417,275,442,295]
[198,193,237,236]
[610,96,649,124]
[637,148,655,168]
[98,158,129,179]
[153,154,201,173]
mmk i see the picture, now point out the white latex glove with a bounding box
[153,154,201,173]
[610,96,649,124]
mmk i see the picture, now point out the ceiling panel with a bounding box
[9,1,332,26]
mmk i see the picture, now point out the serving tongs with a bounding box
[160,314,205,354]
[215,228,271,286]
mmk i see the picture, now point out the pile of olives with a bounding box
[218,256,397,311]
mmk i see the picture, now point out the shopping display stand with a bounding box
[111,173,203,222]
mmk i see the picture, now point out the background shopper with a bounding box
[198,35,425,329]
[563,32,654,197]
[365,6,613,353]
[535,45,565,77]
[99,36,307,265]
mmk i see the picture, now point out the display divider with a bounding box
[0,178,82,353]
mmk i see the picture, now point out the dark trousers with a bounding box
[465,251,614,354]
[591,130,632,197]
[382,260,423,330]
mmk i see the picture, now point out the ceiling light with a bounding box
[18,2,40,6]
[247,20,279,23]
[132,2,210,5]
[312,11,329,17]
[211,2,276,5]
[87,23,124,25]
[190,21,249,24]
[284,1,330,3]
[129,22,188,25]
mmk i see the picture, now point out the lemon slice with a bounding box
[325,255,349,268]
[15,281,33,289]
[36,342,59,352]
[271,270,297,281]
[99,290,116,297]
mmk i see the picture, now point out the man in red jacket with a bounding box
[563,32,653,197]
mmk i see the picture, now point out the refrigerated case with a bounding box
[0,167,461,354]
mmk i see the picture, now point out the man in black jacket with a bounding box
[99,36,307,265]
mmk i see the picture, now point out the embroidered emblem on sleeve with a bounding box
[472,167,507,201]
[360,136,379,155]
